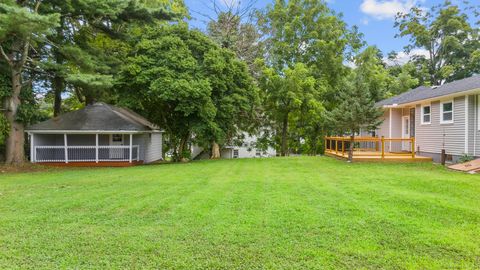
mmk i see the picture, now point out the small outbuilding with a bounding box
[26,102,163,166]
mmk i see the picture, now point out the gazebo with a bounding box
[25,103,163,166]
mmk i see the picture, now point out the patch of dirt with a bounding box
[0,163,66,174]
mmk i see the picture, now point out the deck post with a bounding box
[64,133,68,163]
[129,134,133,163]
[411,137,415,158]
[95,134,99,163]
[335,139,338,154]
[342,139,345,157]
[381,136,385,159]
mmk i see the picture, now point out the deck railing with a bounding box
[325,136,415,159]
[34,145,139,163]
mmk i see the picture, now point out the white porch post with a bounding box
[465,96,469,154]
[95,134,99,163]
[64,133,69,163]
[129,134,133,163]
[30,133,35,163]
[389,108,392,151]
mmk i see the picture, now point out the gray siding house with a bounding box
[26,103,163,166]
[376,75,480,163]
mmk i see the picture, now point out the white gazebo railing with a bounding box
[34,145,139,163]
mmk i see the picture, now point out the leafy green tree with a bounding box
[118,24,256,161]
[385,61,420,96]
[199,48,259,159]
[353,46,391,102]
[257,0,363,89]
[0,1,59,164]
[395,1,480,85]
[331,73,384,162]
[259,63,316,156]
[256,0,363,154]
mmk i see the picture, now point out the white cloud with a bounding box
[384,48,429,66]
[360,0,418,20]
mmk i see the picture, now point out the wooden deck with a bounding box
[324,136,433,162]
[325,150,432,162]
[36,161,144,167]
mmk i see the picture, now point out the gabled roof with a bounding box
[377,75,480,107]
[26,102,159,132]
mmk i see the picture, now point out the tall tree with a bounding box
[118,24,257,161]
[331,73,383,162]
[256,0,363,154]
[0,1,59,164]
[395,1,480,85]
[207,11,262,72]
[200,48,259,159]
[354,46,392,102]
[385,60,420,96]
[39,0,187,114]
[257,0,363,89]
[259,63,316,156]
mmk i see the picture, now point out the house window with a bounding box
[421,104,431,124]
[233,149,239,158]
[440,100,454,124]
[256,149,261,157]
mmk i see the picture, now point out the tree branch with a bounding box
[0,45,12,67]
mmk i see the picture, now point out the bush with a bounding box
[458,153,475,164]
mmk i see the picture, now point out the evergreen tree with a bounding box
[0,1,59,164]
[331,73,383,162]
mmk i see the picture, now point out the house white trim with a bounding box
[465,96,469,153]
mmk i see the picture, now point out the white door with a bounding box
[109,134,124,159]
[401,116,410,151]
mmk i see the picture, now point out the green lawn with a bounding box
[1,157,479,269]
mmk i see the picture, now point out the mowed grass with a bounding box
[0,157,479,269]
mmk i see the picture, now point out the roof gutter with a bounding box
[381,87,480,108]
[25,130,164,134]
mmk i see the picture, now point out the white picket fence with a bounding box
[34,145,139,163]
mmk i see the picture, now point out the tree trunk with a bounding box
[310,137,317,156]
[348,134,354,162]
[85,94,95,106]
[281,114,288,156]
[53,75,64,117]
[4,69,25,165]
[211,141,221,159]
[177,134,189,162]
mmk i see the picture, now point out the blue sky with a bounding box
[184,0,468,61]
